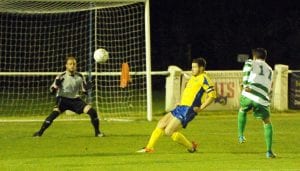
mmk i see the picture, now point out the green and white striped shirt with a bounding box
[242,59,273,106]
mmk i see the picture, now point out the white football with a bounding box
[94,48,109,63]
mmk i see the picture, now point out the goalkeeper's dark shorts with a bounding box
[55,96,87,114]
[171,105,196,128]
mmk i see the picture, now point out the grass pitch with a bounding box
[0,112,300,170]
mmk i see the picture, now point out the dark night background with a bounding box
[0,1,300,114]
[150,0,300,71]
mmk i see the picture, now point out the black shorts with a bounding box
[56,96,87,114]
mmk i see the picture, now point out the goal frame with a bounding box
[0,0,153,121]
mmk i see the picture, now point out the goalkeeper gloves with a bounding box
[84,81,93,90]
[50,87,57,95]
[83,81,93,95]
[50,77,64,95]
[55,77,64,87]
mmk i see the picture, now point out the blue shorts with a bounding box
[171,106,196,128]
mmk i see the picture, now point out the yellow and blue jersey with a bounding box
[180,72,216,107]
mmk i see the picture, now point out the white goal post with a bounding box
[165,64,289,112]
[0,0,153,121]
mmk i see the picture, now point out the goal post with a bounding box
[0,0,152,121]
[144,0,152,121]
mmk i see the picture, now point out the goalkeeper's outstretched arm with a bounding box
[49,75,64,94]
[81,76,92,95]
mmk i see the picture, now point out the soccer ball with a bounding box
[94,48,109,63]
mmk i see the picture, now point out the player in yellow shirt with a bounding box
[137,58,217,153]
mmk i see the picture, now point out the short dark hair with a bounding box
[65,55,77,64]
[252,48,267,60]
[192,57,206,68]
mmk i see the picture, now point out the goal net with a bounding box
[0,0,151,120]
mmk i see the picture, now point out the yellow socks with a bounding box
[146,128,164,149]
[146,129,193,151]
[171,132,193,149]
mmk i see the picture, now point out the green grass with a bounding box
[0,112,300,170]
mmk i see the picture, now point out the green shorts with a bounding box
[239,95,270,119]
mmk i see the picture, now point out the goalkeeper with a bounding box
[137,58,216,153]
[33,56,104,137]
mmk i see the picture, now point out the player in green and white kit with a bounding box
[238,48,276,158]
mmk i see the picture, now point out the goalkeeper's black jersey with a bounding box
[50,71,87,99]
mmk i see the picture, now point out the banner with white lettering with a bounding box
[181,71,243,110]
[289,72,300,109]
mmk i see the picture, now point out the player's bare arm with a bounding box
[193,96,216,113]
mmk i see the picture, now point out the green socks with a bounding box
[238,111,247,137]
[264,123,273,151]
[238,109,273,152]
